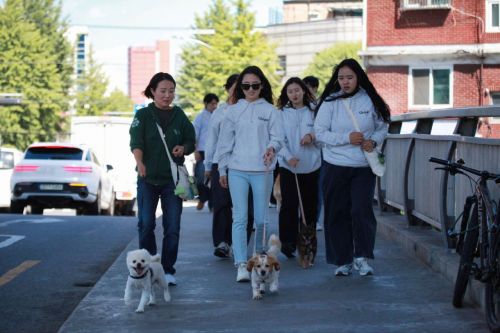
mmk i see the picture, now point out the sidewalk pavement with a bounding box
[58,205,489,333]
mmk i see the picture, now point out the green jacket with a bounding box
[129,103,195,185]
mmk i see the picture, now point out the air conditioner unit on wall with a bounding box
[401,0,451,11]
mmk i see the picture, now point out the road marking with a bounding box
[0,260,41,287]
[0,217,65,227]
[0,235,25,249]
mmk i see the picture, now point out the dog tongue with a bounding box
[135,267,144,275]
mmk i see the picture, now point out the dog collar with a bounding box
[129,267,153,280]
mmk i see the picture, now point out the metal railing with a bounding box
[378,106,500,248]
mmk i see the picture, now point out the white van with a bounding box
[0,147,23,210]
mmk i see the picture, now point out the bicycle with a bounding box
[430,157,500,332]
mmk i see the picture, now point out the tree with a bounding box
[302,41,361,94]
[103,88,134,114]
[177,0,281,116]
[0,0,70,149]
[73,48,110,116]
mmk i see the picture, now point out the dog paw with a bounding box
[135,308,144,313]
[252,294,263,300]
[269,285,279,293]
[164,294,171,302]
[124,298,132,305]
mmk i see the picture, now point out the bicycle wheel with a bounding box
[453,204,479,308]
[485,230,500,332]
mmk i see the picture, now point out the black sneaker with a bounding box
[281,245,296,258]
[214,242,230,258]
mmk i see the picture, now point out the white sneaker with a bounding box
[334,263,353,276]
[165,273,177,285]
[236,263,250,282]
[353,257,374,276]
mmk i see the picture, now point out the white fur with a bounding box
[124,249,171,313]
[247,234,281,300]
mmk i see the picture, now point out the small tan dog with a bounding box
[273,174,282,212]
[124,249,171,313]
[247,234,281,300]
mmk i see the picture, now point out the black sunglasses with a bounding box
[241,83,262,91]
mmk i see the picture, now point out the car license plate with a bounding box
[40,184,63,191]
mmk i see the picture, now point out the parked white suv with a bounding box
[10,142,115,215]
[0,147,23,210]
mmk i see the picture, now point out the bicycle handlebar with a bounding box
[429,157,500,183]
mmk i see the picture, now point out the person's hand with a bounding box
[137,161,146,177]
[361,139,376,152]
[204,170,211,179]
[263,147,275,166]
[172,145,185,157]
[288,157,299,168]
[194,151,202,162]
[219,175,228,189]
[349,132,364,145]
[300,133,314,146]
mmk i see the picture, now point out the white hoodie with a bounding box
[314,88,388,168]
[277,105,321,174]
[217,98,283,176]
[204,102,228,171]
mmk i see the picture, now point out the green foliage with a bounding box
[177,0,281,117]
[103,88,134,114]
[302,41,362,94]
[0,0,72,149]
[74,48,110,116]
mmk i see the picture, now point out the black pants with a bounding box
[278,167,319,252]
[322,162,376,266]
[211,164,253,247]
[195,151,212,208]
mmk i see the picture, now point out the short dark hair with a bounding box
[203,93,219,104]
[303,75,319,88]
[224,74,239,90]
[143,72,176,99]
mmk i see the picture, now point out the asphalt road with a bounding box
[0,211,136,333]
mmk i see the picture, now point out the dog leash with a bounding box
[253,155,272,256]
[294,172,308,227]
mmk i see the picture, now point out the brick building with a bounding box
[362,0,500,137]
[128,40,170,105]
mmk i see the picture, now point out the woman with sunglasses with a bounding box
[217,65,283,282]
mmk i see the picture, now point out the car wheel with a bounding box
[10,200,25,214]
[31,205,44,215]
[103,192,115,216]
[86,188,102,215]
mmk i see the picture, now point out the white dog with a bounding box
[124,249,171,313]
[246,234,281,300]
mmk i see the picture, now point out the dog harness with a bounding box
[129,267,153,280]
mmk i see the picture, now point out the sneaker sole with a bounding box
[214,249,229,258]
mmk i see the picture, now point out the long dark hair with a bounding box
[277,77,315,112]
[231,66,273,104]
[316,58,390,122]
[143,72,176,99]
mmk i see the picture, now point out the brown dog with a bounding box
[297,223,317,269]
[273,174,282,212]
[247,234,281,299]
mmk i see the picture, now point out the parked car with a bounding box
[10,142,115,215]
[0,147,23,210]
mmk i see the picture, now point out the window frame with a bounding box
[408,65,453,109]
[486,0,500,32]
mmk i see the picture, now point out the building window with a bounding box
[401,0,451,10]
[410,67,452,108]
[277,55,286,76]
[490,91,500,104]
[486,0,500,32]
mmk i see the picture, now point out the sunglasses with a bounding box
[241,83,262,91]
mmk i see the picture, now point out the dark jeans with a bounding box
[195,151,212,208]
[316,162,326,224]
[322,162,376,266]
[278,167,319,251]
[137,178,182,275]
[211,163,253,247]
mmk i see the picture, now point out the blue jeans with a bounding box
[137,178,182,275]
[228,169,273,264]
